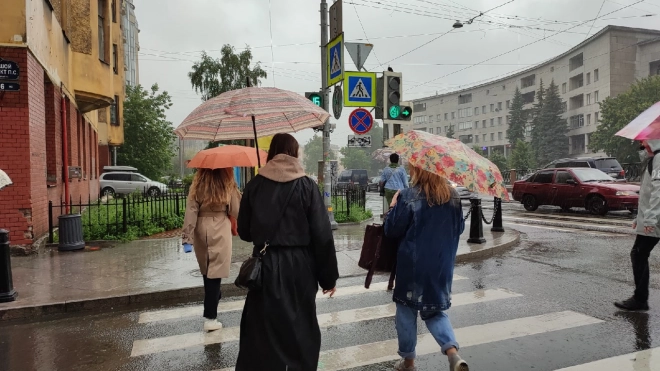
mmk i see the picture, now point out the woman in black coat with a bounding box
[236,133,339,371]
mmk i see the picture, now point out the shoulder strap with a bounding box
[264,179,299,248]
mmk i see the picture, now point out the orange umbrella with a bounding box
[187,145,268,169]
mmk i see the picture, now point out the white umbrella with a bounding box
[0,170,12,190]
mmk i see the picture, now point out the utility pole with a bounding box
[321,0,338,229]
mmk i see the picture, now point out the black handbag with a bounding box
[234,180,298,291]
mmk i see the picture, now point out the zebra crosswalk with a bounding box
[128,274,656,371]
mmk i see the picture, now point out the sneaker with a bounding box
[203,319,223,332]
[393,359,417,371]
[449,354,469,371]
[614,297,649,311]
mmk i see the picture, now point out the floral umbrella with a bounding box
[615,101,660,140]
[385,130,509,200]
[174,86,330,167]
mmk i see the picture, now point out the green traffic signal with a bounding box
[305,92,323,107]
[401,106,412,118]
[389,105,400,119]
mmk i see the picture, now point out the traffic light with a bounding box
[383,71,401,120]
[305,92,323,108]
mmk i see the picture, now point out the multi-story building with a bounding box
[411,25,660,159]
[0,0,126,248]
[121,0,139,87]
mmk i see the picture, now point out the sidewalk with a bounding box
[0,222,519,321]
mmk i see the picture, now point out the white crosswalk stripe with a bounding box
[554,346,660,370]
[137,275,468,324]
[129,273,629,371]
[130,288,521,357]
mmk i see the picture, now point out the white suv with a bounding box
[100,166,168,197]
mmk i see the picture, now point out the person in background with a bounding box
[381,153,409,206]
[385,166,469,371]
[615,139,660,311]
[235,133,339,371]
[182,168,241,332]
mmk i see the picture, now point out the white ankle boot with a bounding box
[203,319,223,332]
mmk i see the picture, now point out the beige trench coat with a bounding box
[182,189,241,279]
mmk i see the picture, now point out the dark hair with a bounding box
[267,133,299,162]
[390,153,400,164]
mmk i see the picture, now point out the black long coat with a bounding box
[236,158,339,371]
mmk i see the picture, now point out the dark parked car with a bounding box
[367,177,380,192]
[512,168,639,215]
[336,169,369,190]
[544,157,625,179]
[449,180,474,199]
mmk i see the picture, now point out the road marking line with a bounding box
[137,275,469,324]
[554,346,660,370]
[130,288,518,357]
[214,311,602,371]
[506,222,622,236]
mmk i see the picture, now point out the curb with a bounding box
[0,233,520,322]
[504,218,636,235]
[336,217,375,227]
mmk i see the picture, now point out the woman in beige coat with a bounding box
[182,168,241,332]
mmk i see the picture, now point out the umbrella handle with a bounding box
[252,115,261,168]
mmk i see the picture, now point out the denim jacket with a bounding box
[384,186,464,311]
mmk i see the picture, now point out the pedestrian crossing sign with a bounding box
[327,34,344,87]
[343,71,376,107]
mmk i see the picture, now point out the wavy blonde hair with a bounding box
[189,168,237,207]
[409,166,452,206]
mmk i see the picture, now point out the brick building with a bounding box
[0,0,126,249]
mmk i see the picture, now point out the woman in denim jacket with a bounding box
[385,165,468,371]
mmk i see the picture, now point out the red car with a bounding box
[512,168,639,215]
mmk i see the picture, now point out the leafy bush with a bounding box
[334,206,373,224]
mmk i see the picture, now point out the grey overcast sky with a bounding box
[136,0,660,147]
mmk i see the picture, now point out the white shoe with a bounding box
[203,319,223,332]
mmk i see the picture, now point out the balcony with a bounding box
[569,53,584,72]
[569,94,584,110]
[569,73,584,91]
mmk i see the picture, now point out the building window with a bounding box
[490,118,494,127]
[570,114,584,129]
[458,93,472,104]
[497,102,502,111]
[113,44,118,74]
[475,135,479,143]
[482,105,486,113]
[586,72,591,85]
[521,91,535,104]
[498,132,503,140]
[486,89,490,95]
[428,128,434,134]
[437,114,442,121]
[569,74,584,91]
[521,74,536,88]
[506,100,510,109]
[594,90,599,102]
[458,122,472,131]
[444,126,448,132]
[436,127,442,135]
[444,113,448,120]
[650,60,660,76]
[451,112,455,119]
[595,111,599,123]
[483,134,487,142]
[111,0,117,22]
[110,95,119,126]
[429,115,433,123]
[474,121,479,129]
[490,104,494,112]
[594,69,599,82]
[498,117,503,125]
[569,94,584,110]
[587,113,591,125]
[482,120,486,128]
[569,53,584,71]
[474,107,479,115]
[562,101,567,113]
[98,0,107,62]
[586,93,591,105]
[562,83,567,94]
[491,133,495,141]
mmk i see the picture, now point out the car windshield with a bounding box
[594,158,620,169]
[572,168,615,182]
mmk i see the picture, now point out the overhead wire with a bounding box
[268,0,277,87]
[584,0,607,40]
[351,1,384,68]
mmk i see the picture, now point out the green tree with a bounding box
[590,76,660,163]
[508,139,537,170]
[303,135,336,175]
[535,80,569,165]
[530,79,545,155]
[446,124,455,139]
[118,84,176,180]
[506,87,526,148]
[488,151,508,171]
[340,147,372,171]
[188,45,268,101]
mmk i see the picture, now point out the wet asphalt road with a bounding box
[2,224,659,370]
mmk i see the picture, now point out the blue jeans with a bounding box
[395,302,459,359]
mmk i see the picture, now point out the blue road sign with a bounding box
[327,34,344,86]
[344,71,376,107]
[348,108,373,135]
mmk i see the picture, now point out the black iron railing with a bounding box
[331,186,367,220]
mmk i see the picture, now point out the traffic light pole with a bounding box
[320,0,338,229]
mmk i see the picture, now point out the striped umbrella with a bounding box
[174,87,330,166]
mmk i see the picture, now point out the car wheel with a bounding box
[587,195,608,216]
[523,194,539,211]
[101,187,115,197]
[147,187,161,197]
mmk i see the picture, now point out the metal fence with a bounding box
[48,190,189,243]
[331,186,367,219]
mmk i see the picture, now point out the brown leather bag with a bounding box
[358,222,398,290]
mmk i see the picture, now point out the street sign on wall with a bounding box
[0,58,19,80]
[326,33,344,87]
[0,82,20,91]
[344,71,376,107]
[348,108,373,135]
[348,135,372,148]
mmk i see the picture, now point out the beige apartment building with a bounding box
[411,25,660,159]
